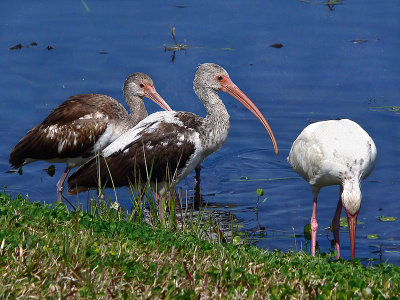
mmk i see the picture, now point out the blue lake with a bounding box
[1,0,399,264]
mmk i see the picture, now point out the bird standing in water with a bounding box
[68,63,279,214]
[9,73,171,204]
[287,119,377,259]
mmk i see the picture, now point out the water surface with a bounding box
[1,0,399,264]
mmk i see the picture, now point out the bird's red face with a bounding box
[216,74,279,155]
[142,83,172,111]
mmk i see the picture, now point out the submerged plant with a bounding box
[256,188,265,211]
[163,25,190,62]
[163,25,190,51]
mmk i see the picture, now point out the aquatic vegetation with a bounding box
[43,165,55,177]
[369,106,400,113]
[304,223,312,240]
[163,25,190,62]
[379,216,397,222]
[80,0,90,12]
[367,234,379,239]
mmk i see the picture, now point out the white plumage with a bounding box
[288,119,377,259]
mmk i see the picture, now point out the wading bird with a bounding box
[9,73,171,203]
[287,119,377,259]
[68,63,279,214]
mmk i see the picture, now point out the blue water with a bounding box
[1,0,399,264]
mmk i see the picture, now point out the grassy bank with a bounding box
[0,192,399,299]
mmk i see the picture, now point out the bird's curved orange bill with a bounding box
[144,85,172,111]
[220,76,279,155]
[347,213,357,259]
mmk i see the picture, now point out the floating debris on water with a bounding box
[270,43,284,48]
[9,42,53,50]
[369,106,400,113]
[352,39,368,44]
[9,43,23,50]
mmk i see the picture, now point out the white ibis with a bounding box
[67,63,279,209]
[287,119,377,259]
[9,73,171,204]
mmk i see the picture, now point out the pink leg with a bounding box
[56,167,70,204]
[310,195,319,256]
[332,189,343,259]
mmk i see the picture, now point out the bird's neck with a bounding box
[124,92,148,125]
[341,179,362,216]
[196,87,230,146]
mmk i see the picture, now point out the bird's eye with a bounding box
[139,83,145,88]
[217,76,223,81]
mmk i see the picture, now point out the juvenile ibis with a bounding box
[287,119,377,259]
[67,63,279,208]
[9,73,171,203]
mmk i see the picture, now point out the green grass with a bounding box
[1,192,400,298]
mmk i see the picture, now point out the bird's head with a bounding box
[193,63,278,155]
[124,72,171,111]
[341,180,362,216]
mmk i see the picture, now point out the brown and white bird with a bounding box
[9,73,171,203]
[67,63,279,207]
[287,119,377,259]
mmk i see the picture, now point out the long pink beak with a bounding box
[220,76,279,155]
[346,211,358,259]
[144,85,172,111]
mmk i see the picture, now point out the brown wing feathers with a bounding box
[9,95,119,168]
[68,121,197,194]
